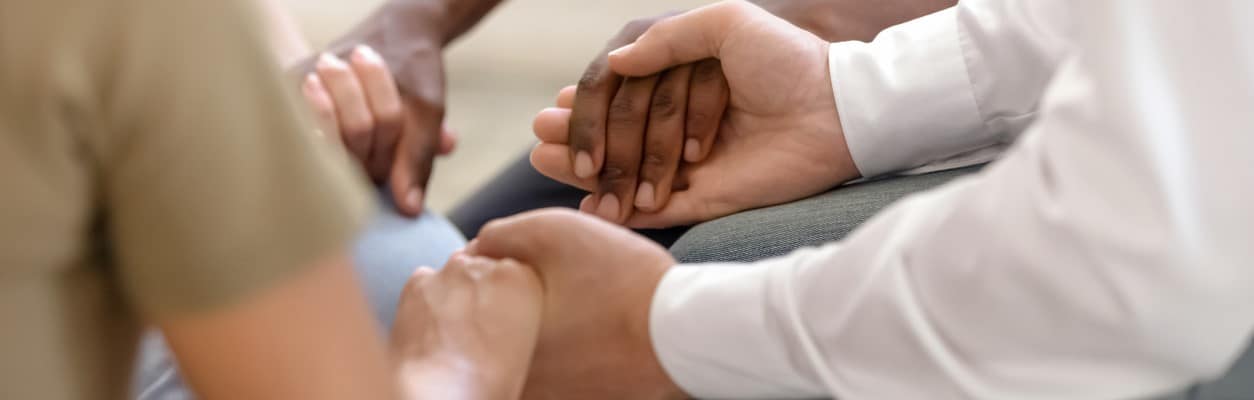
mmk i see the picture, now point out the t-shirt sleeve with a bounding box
[102,0,372,316]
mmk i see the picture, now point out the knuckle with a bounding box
[686,111,716,132]
[404,273,428,294]
[374,105,404,126]
[479,219,508,243]
[342,118,375,136]
[314,106,337,121]
[608,99,643,124]
[650,90,680,118]
[568,115,602,143]
[642,152,669,168]
[599,165,636,183]
[577,67,609,92]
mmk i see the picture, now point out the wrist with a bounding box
[402,0,505,46]
[636,264,690,400]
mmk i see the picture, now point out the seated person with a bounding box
[0,0,539,399]
[428,0,1254,399]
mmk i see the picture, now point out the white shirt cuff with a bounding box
[829,8,990,177]
[650,261,826,399]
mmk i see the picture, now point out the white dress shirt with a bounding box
[649,1,1254,398]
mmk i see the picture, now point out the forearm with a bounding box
[308,0,504,93]
[756,0,955,42]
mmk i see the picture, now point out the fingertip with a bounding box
[683,138,702,162]
[316,52,346,70]
[634,182,656,210]
[405,187,424,213]
[556,85,577,108]
[607,43,635,61]
[574,151,595,178]
[390,181,425,217]
[578,194,595,214]
[595,193,620,222]
[533,108,572,143]
[352,44,383,64]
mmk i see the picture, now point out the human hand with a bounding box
[300,46,455,216]
[532,0,861,228]
[558,12,731,224]
[466,209,686,399]
[554,0,953,225]
[390,253,543,399]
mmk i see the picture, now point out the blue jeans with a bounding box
[131,192,466,399]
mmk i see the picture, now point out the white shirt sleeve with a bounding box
[651,1,1254,398]
[832,1,1071,177]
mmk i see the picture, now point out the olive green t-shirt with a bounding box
[0,0,371,398]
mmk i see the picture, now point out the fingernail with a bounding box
[317,52,338,67]
[596,193,620,221]
[406,188,423,210]
[579,194,595,213]
[353,45,381,63]
[684,138,701,162]
[635,182,655,209]
[574,152,595,178]
[608,43,635,58]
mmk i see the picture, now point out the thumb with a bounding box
[472,209,621,269]
[607,0,762,77]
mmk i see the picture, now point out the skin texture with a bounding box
[391,255,544,400]
[533,1,857,228]
[565,0,956,224]
[293,0,505,217]
[302,48,457,166]
[293,0,954,220]
[158,253,402,400]
[466,209,685,400]
[460,4,866,398]
[300,59,539,400]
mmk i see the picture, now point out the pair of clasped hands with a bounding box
[304,1,871,398]
[304,1,864,229]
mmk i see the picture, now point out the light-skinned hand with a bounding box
[467,208,685,400]
[532,0,861,228]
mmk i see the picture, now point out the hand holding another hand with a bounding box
[467,208,685,400]
[533,0,862,229]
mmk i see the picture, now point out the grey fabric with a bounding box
[450,151,690,246]
[670,165,984,264]
[1190,344,1254,400]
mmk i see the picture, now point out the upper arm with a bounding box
[99,0,392,397]
[157,252,399,400]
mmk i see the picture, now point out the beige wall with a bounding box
[280,0,712,212]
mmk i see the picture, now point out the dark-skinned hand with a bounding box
[553,0,955,225]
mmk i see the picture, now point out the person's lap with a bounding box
[133,152,1252,399]
[456,153,1253,399]
[661,165,1250,399]
[131,190,466,399]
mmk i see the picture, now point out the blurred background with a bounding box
[281,0,711,212]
